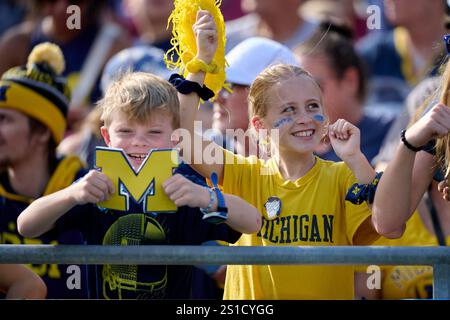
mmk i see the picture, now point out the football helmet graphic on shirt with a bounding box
[102,214,167,299]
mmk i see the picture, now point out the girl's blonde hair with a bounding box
[98,72,180,128]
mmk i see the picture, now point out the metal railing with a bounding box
[1,245,449,299]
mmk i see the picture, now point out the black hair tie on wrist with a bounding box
[401,129,423,152]
[169,73,214,101]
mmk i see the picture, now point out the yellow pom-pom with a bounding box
[164,0,227,100]
[27,42,65,75]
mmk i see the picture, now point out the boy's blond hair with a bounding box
[98,72,180,128]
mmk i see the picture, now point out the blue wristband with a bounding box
[200,187,215,215]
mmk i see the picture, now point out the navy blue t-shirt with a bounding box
[56,164,241,299]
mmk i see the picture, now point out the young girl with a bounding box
[174,9,398,299]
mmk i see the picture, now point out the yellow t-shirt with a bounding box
[222,150,376,299]
[374,211,450,299]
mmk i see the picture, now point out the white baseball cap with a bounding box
[225,37,299,86]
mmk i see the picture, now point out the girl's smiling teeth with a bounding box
[292,129,315,137]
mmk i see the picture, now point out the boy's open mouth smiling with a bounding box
[127,153,148,160]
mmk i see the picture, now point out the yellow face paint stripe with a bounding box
[0,80,66,143]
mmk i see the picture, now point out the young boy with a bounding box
[17,71,261,299]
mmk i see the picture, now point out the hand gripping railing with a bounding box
[1,245,450,299]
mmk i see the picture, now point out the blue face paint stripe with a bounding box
[313,114,324,123]
[273,117,293,128]
[273,114,323,128]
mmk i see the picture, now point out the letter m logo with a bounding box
[95,147,179,213]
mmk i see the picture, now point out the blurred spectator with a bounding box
[122,0,174,53]
[225,0,318,51]
[0,42,89,298]
[357,0,447,110]
[365,0,392,30]
[300,0,368,40]
[296,22,394,164]
[0,0,28,37]
[0,0,132,132]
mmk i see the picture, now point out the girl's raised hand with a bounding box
[328,119,361,161]
[193,9,218,64]
[405,103,450,148]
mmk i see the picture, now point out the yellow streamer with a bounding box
[164,0,228,99]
